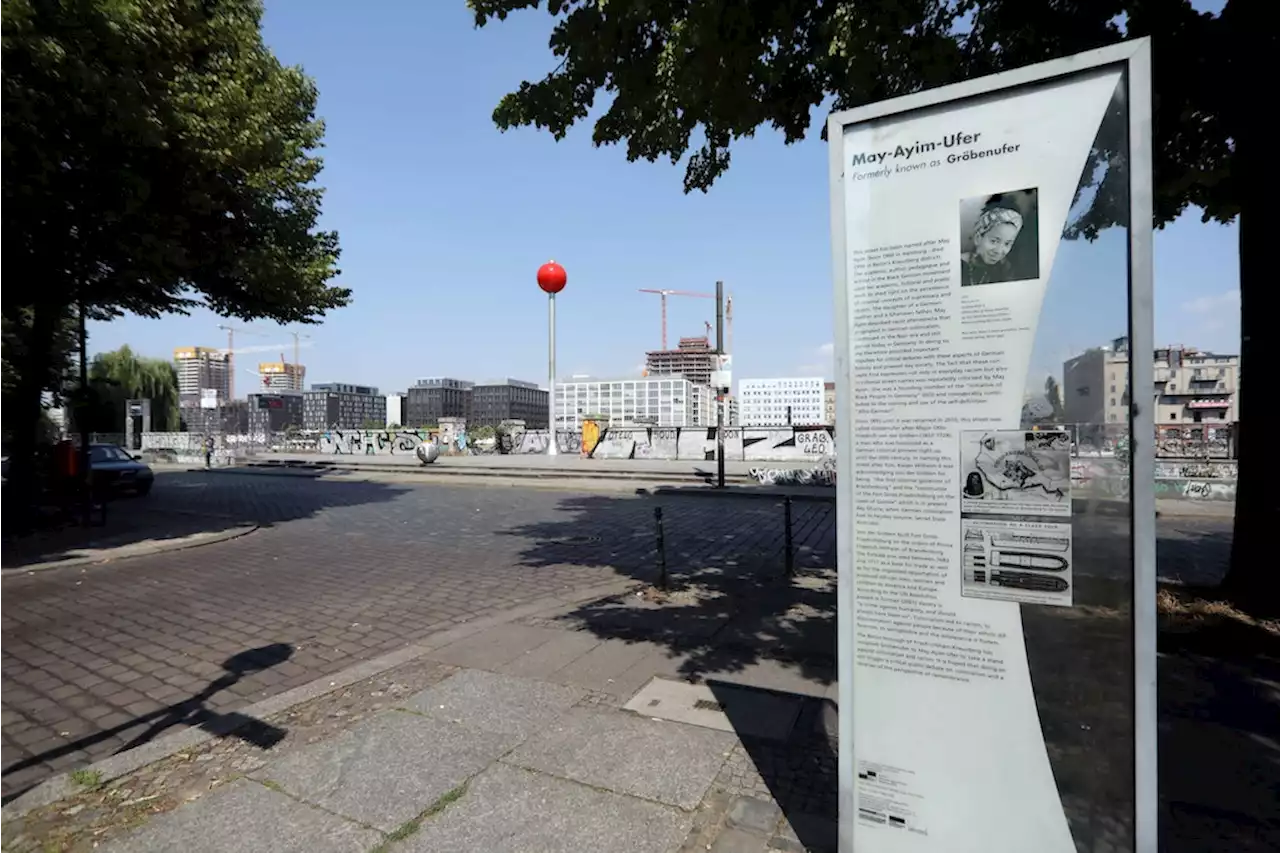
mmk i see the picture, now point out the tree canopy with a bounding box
[471,0,1241,229]
[2,0,350,522]
[83,346,181,435]
[2,0,348,326]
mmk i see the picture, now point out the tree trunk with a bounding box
[5,304,60,533]
[1221,11,1278,616]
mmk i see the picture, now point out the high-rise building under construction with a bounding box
[644,336,716,387]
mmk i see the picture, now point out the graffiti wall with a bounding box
[749,456,838,486]
[581,425,836,462]
[1154,460,1237,480]
[318,428,431,455]
[1154,479,1237,501]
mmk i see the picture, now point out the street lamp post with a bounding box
[536,260,567,456]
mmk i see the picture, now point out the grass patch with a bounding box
[1157,585,1280,658]
[423,783,467,818]
[258,778,285,794]
[370,783,468,852]
[1158,587,1280,634]
[69,769,102,789]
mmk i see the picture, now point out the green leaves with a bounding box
[475,0,1241,227]
[2,0,348,323]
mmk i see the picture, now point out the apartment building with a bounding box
[173,347,231,406]
[1064,338,1240,427]
[258,361,306,392]
[303,383,387,430]
[247,391,304,434]
[471,379,549,429]
[554,376,713,430]
[823,382,836,426]
[738,377,826,426]
[405,378,474,428]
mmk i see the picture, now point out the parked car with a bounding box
[89,443,154,496]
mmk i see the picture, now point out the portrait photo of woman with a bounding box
[959,188,1040,287]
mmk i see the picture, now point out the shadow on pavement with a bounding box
[0,644,295,806]
[1,470,410,571]
[503,491,838,685]
[707,678,838,851]
[504,491,1274,851]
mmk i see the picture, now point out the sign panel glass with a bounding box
[831,48,1150,853]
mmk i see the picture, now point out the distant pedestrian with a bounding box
[204,435,215,469]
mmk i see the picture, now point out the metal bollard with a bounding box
[654,506,668,590]
[784,496,794,577]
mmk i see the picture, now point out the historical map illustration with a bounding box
[960,430,1071,518]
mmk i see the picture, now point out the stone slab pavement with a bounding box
[2,513,1264,853]
[1,471,837,801]
[3,592,843,853]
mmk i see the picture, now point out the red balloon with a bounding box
[536,261,567,294]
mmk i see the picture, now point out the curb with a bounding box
[0,576,642,821]
[2,523,260,576]
[180,464,836,499]
[233,460,758,485]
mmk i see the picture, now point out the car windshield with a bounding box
[89,445,132,463]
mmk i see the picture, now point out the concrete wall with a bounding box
[292,425,837,462]
[1154,478,1237,501]
[584,425,835,462]
[1154,460,1236,479]
[317,428,433,455]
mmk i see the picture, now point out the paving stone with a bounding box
[773,812,838,853]
[503,706,735,809]
[426,624,566,670]
[496,631,601,678]
[625,678,802,742]
[402,762,691,853]
[711,827,772,853]
[254,709,519,832]
[728,796,783,834]
[403,669,583,738]
[101,778,379,853]
[549,639,659,694]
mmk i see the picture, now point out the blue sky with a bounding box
[88,1,1240,396]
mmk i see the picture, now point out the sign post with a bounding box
[829,40,1154,852]
[537,261,567,456]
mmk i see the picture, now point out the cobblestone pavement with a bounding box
[1,472,836,799]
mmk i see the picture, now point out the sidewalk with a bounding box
[2,575,839,853]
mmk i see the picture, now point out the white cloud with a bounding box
[1178,288,1240,340]
[796,342,835,378]
[1182,288,1239,317]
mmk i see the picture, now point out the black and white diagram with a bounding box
[961,517,1074,607]
[960,429,1071,518]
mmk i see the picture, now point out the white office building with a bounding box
[738,377,826,426]
[554,376,713,430]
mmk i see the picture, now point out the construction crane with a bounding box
[288,329,311,380]
[216,324,269,401]
[638,289,715,350]
[216,339,315,396]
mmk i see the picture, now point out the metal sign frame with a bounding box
[827,38,1154,852]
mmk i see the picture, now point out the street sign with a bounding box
[711,354,732,389]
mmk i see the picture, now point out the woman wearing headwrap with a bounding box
[961,205,1025,286]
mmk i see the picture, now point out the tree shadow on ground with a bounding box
[1,644,295,806]
[503,491,839,686]
[505,492,1272,851]
[1022,509,1278,853]
[1,470,410,571]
